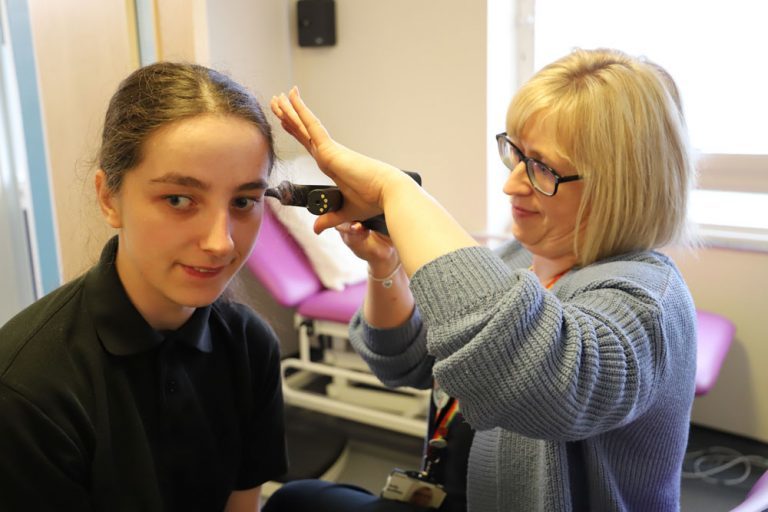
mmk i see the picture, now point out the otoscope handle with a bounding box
[360,170,422,235]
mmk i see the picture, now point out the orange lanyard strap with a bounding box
[431,397,460,442]
[529,266,570,289]
[545,270,568,289]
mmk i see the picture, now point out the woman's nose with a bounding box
[502,161,532,196]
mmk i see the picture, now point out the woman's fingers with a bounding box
[269,97,280,117]
[335,222,359,235]
[286,87,332,151]
[313,211,347,234]
[270,93,312,150]
[277,94,310,145]
[336,223,366,250]
[279,92,311,141]
[271,87,339,162]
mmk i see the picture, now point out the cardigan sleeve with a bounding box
[348,306,434,390]
[409,246,696,441]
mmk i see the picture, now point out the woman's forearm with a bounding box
[382,172,479,277]
[363,258,414,329]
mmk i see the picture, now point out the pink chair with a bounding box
[247,205,429,438]
[731,470,768,512]
[695,310,736,396]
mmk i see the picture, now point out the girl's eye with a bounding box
[232,197,258,211]
[164,195,193,210]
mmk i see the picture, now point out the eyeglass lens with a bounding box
[500,138,557,195]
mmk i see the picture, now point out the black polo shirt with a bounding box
[0,237,287,511]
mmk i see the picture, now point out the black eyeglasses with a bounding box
[495,132,582,196]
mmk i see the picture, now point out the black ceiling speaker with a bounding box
[297,0,336,47]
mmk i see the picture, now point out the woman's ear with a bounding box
[95,170,122,229]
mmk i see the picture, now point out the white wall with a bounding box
[206,0,297,158]
[207,0,293,96]
[291,1,488,233]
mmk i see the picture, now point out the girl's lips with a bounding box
[181,264,225,278]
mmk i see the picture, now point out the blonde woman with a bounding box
[267,48,696,512]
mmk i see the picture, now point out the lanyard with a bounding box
[430,396,460,443]
[529,266,571,289]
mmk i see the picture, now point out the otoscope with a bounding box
[265,170,422,236]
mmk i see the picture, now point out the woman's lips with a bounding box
[512,205,537,218]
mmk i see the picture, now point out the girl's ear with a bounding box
[95,170,123,229]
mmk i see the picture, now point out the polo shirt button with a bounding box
[167,380,177,393]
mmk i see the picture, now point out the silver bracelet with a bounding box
[368,261,402,288]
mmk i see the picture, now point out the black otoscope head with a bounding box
[265,170,422,234]
[265,181,343,215]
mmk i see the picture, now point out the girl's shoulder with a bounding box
[0,275,87,370]
[210,300,280,350]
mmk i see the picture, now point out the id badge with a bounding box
[381,468,447,509]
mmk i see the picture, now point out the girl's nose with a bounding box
[201,210,234,257]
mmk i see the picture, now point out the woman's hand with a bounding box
[270,88,410,233]
[336,222,398,269]
[272,87,477,275]
[337,221,411,330]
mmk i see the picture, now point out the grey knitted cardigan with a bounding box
[349,241,697,512]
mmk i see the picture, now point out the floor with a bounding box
[681,425,768,511]
[280,406,768,511]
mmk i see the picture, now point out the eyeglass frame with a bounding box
[495,132,583,197]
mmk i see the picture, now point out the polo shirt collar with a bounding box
[165,306,214,353]
[85,236,214,356]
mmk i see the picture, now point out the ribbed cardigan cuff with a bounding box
[348,307,432,388]
[357,307,423,356]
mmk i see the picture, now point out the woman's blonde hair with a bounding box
[506,48,695,266]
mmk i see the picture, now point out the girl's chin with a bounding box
[170,288,229,309]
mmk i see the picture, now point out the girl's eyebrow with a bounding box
[236,180,269,192]
[149,172,269,191]
[150,173,207,189]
